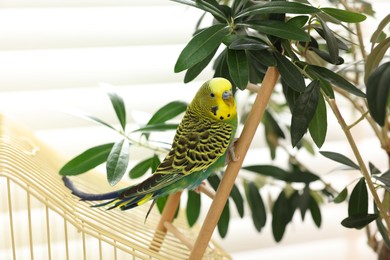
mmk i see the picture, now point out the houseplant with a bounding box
[60,0,390,258]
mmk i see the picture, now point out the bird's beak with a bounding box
[222,90,234,107]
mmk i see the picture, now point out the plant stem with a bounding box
[339,0,367,61]
[325,97,390,233]
[336,88,386,147]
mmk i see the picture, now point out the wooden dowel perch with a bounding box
[190,67,280,259]
[150,191,182,251]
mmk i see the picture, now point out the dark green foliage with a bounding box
[105,86,127,131]
[366,62,390,126]
[60,143,114,176]
[291,80,321,147]
[129,155,160,179]
[333,188,348,204]
[174,24,230,73]
[319,151,360,170]
[274,52,305,92]
[227,49,249,90]
[61,0,382,244]
[341,178,378,229]
[106,139,130,186]
[308,65,366,98]
[272,190,294,242]
[187,190,201,227]
[308,93,327,148]
[263,110,285,159]
[244,181,267,231]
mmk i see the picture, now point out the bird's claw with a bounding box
[226,138,240,165]
[194,181,206,193]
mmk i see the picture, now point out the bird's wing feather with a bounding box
[155,111,232,176]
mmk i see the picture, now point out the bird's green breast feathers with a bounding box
[154,77,237,176]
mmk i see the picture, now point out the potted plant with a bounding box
[60,0,390,258]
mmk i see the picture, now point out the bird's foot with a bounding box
[194,181,206,194]
[226,138,240,165]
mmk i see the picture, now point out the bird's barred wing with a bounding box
[120,173,185,199]
[155,117,232,176]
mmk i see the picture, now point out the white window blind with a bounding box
[0,0,388,258]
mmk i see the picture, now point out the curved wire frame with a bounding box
[0,115,230,260]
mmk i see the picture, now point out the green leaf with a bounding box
[195,0,228,23]
[375,203,390,249]
[370,14,390,44]
[227,49,249,90]
[102,85,127,131]
[235,1,320,19]
[230,183,244,218]
[317,17,339,64]
[106,139,130,186]
[287,15,309,28]
[308,65,366,97]
[309,195,322,227]
[184,47,218,83]
[282,79,301,113]
[175,24,229,73]
[321,7,366,23]
[333,187,348,203]
[263,110,286,159]
[308,47,344,65]
[213,49,234,84]
[272,190,291,242]
[186,190,201,227]
[217,201,230,238]
[156,195,168,213]
[308,93,327,148]
[129,155,160,179]
[349,178,368,216]
[248,49,276,67]
[156,195,180,218]
[147,101,188,126]
[274,52,305,92]
[287,170,320,184]
[59,143,114,176]
[299,186,310,220]
[207,174,220,190]
[369,162,381,175]
[313,27,349,51]
[365,38,390,83]
[291,80,321,147]
[244,181,267,231]
[243,165,289,181]
[366,61,390,126]
[171,0,226,22]
[341,214,378,229]
[373,171,390,187]
[241,20,310,41]
[68,111,117,131]
[319,151,360,170]
[132,123,179,133]
[318,77,335,99]
[229,36,269,51]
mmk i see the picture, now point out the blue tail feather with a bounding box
[62,176,122,201]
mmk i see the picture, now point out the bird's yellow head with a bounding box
[191,78,237,121]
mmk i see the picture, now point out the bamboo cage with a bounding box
[0,115,231,260]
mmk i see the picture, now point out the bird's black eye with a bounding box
[210,93,215,98]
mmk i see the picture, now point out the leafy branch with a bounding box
[60,0,390,253]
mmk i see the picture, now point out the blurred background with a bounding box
[0,0,389,259]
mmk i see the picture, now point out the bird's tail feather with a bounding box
[62,176,159,211]
[62,176,123,201]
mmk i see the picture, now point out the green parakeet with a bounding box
[63,77,238,211]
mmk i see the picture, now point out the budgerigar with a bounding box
[63,78,238,213]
